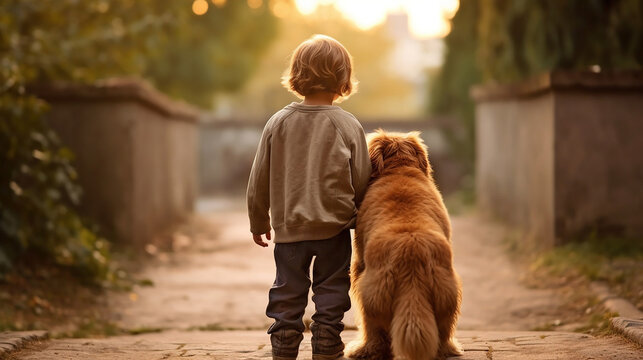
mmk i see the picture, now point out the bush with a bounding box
[0,94,111,282]
[0,0,276,283]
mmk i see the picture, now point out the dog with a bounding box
[347,130,462,360]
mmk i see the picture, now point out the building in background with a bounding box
[386,12,445,117]
[210,7,446,121]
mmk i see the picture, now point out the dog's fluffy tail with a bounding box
[390,281,439,360]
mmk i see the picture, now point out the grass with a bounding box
[531,234,642,279]
[126,326,165,335]
[529,234,643,311]
[574,311,619,335]
[503,231,642,335]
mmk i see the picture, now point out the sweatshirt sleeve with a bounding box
[246,124,272,235]
[351,125,372,208]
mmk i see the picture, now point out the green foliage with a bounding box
[531,234,643,281]
[0,0,166,283]
[0,0,276,282]
[574,311,619,335]
[528,234,643,330]
[428,0,480,174]
[144,1,277,107]
[0,94,111,282]
[1,0,276,106]
[1,0,167,85]
[429,0,643,179]
[478,0,643,83]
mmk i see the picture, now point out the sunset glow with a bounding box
[192,0,208,15]
[247,0,263,9]
[294,0,459,38]
[191,0,459,38]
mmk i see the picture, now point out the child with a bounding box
[247,34,371,360]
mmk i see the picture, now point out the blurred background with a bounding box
[1,0,642,340]
[1,0,470,283]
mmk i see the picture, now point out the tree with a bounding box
[144,0,277,107]
[428,0,480,175]
[224,5,418,119]
[429,0,643,183]
[478,0,643,83]
[0,0,277,281]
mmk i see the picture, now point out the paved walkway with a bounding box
[11,330,641,359]
[8,198,643,359]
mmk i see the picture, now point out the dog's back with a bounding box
[358,173,459,359]
[349,131,462,360]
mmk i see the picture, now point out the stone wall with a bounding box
[200,121,262,195]
[34,79,199,247]
[473,71,643,246]
[475,94,555,246]
[199,117,463,196]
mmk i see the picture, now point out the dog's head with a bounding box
[367,129,432,180]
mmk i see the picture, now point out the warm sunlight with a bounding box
[192,0,208,15]
[293,0,459,38]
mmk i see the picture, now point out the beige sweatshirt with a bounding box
[246,102,371,243]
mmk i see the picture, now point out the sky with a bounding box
[293,0,459,38]
[192,0,460,39]
[190,0,457,116]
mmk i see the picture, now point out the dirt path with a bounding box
[109,198,561,333]
[109,198,358,331]
[109,200,277,331]
[9,198,643,359]
[452,215,563,330]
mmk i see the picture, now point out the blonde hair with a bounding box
[282,34,358,101]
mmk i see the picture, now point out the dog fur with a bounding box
[347,130,462,360]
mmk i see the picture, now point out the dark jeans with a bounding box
[267,229,351,357]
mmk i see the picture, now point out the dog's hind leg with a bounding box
[434,269,463,358]
[346,315,392,360]
[346,268,394,360]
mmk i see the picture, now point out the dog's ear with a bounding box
[406,132,431,176]
[367,129,386,179]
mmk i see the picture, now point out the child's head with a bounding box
[282,34,358,101]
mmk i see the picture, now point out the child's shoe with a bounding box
[271,328,303,360]
[311,323,345,360]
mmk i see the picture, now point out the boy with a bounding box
[247,35,371,360]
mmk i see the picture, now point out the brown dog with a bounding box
[347,130,462,360]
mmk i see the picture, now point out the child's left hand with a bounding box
[253,232,271,247]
